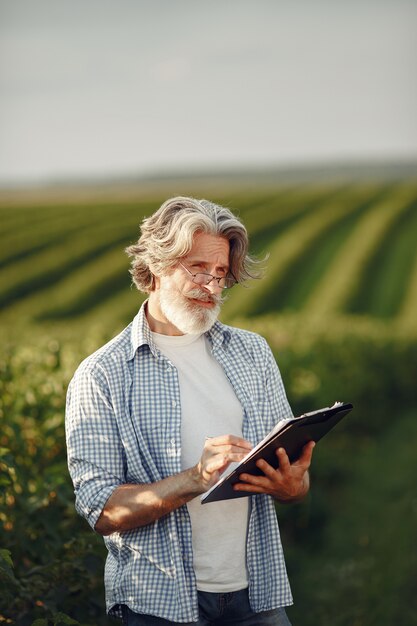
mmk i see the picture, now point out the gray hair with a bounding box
[125,196,261,293]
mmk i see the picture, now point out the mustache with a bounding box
[184,287,225,305]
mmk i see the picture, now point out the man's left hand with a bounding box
[233,441,315,503]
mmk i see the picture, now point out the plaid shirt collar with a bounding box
[127,300,232,361]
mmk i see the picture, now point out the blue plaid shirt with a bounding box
[66,303,294,622]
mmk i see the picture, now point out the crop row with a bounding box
[0,186,306,319]
[397,244,417,336]
[0,214,145,310]
[18,186,357,325]
[346,194,417,318]
[72,182,414,330]
[244,185,348,255]
[1,182,416,333]
[254,183,395,315]
[35,246,133,321]
[221,183,390,319]
[0,199,156,269]
[305,183,417,319]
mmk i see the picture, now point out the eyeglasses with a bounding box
[179,262,237,289]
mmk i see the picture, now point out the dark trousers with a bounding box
[121,588,292,625]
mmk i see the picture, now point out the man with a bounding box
[66,196,315,625]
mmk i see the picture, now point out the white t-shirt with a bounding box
[151,331,249,592]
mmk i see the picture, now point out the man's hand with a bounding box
[233,441,315,503]
[194,435,253,492]
[95,434,252,535]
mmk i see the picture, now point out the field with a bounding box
[1,176,417,626]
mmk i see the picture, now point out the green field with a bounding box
[1,178,417,626]
[1,180,416,333]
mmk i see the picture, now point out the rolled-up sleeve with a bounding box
[65,364,126,530]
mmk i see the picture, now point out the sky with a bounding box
[0,0,416,185]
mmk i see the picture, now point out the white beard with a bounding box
[159,280,223,335]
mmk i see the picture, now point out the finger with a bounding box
[205,443,252,456]
[275,447,291,472]
[233,483,267,493]
[205,435,253,450]
[233,477,269,493]
[295,441,315,468]
[205,452,249,474]
[255,458,279,478]
[238,472,268,485]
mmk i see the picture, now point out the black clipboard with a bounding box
[201,402,353,504]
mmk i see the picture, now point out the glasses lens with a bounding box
[192,273,236,289]
[223,276,236,289]
[194,273,211,285]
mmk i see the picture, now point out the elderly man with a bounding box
[66,197,314,625]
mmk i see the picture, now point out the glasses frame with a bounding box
[178,261,237,290]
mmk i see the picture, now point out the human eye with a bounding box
[186,259,201,269]
[215,267,228,278]
[189,263,207,274]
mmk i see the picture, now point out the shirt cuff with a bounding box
[76,483,119,531]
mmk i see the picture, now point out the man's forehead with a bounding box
[186,233,230,265]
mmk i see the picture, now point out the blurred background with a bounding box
[1,1,416,625]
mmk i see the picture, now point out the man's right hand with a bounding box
[95,435,252,535]
[194,435,253,492]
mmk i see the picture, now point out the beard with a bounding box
[158,280,224,335]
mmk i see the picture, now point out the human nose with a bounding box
[202,278,223,294]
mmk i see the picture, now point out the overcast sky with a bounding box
[0,0,416,185]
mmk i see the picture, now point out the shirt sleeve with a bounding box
[65,365,126,531]
[262,339,294,423]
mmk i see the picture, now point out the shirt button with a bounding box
[170,438,176,446]
[172,400,177,408]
